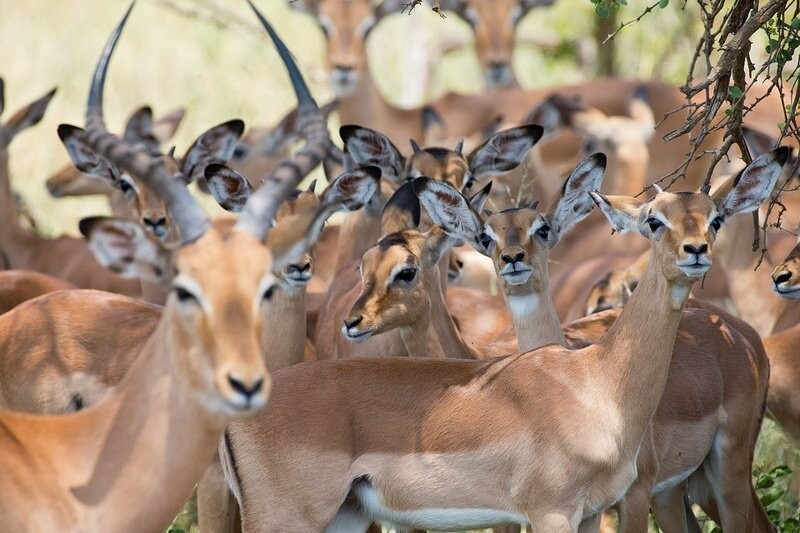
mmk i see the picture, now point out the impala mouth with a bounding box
[47,185,65,198]
[678,258,711,278]
[772,283,800,299]
[331,67,359,96]
[486,63,514,88]
[341,326,375,343]
[283,271,313,288]
[500,264,533,285]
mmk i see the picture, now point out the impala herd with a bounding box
[0,1,798,532]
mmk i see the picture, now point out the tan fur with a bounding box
[0,270,76,316]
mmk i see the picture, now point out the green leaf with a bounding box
[728,86,744,99]
[756,476,775,489]
[619,0,628,4]
[724,108,733,117]
[792,18,800,29]
[595,3,610,17]
[659,0,669,8]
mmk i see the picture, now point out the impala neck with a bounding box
[597,249,692,453]
[0,147,21,244]
[712,213,786,335]
[261,284,307,371]
[611,148,648,197]
[336,69,421,148]
[399,265,478,359]
[505,283,566,352]
[62,312,229,530]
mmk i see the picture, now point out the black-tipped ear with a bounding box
[381,180,421,234]
[151,107,186,143]
[0,78,5,117]
[410,139,422,153]
[203,163,253,212]
[307,178,318,193]
[741,126,777,160]
[182,119,245,184]
[79,216,106,239]
[715,147,789,219]
[123,105,155,143]
[414,177,484,244]
[454,139,464,155]
[340,124,405,183]
[58,123,119,182]
[468,125,543,180]
[6,87,57,136]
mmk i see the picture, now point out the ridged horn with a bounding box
[84,1,209,244]
[236,0,333,241]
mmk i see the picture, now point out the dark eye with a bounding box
[232,145,248,160]
[173,286,198,304]
[480,232,493,250]
[710,217,723,232]
[118,180,133,193]
[262,285,277,301]
[535,225,550,240]
[394,268,417,283]
[647,217,664,233]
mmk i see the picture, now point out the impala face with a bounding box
[481,207,549,295]
[170,229,275,414]
[342,231,428,342]
[291,0,378,96]
[584,268,631,316]
[772,244,800,298]
[275,189,320,288]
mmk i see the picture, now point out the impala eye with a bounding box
[262,284,278,301]
[646,217,664,233]
[232,145,248,160]
[173,286,198,304]
[710,216,723,232]
[117,179,134,194]
[480,232,493,250]
[535,224,550,240]
[394,267,417,283]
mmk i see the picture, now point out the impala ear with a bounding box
[203,163,253,212]
[57,124,119,183]
[546,153,607,241]
[590,192,645,235]
[0,78,5,117]
[80,216,170,282]
[741,126,777,160]
[5,87,57,137]
[323,166,382,211]
[468,181,492,214]
[414,177,483,245]
[714,148,789,219]
[123,106,155,144]
[468,125,543,180]
[181,119,245,184]
[340,125,405,183]
[151,108,186,143]
[381,180,421,234]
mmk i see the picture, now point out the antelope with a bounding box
[218,130,781,533]
[582,250,648,316]
[45,104,185,200]
[0,270,76,316]
[0,0,338,528]
[317,123,541,359]
[438,0,555,89]
[464,153,781,531]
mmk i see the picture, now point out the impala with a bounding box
[0,0,339,528]
[463,153,781,531]
[217,131,781,533]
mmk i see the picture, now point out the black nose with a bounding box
[287,261,311,274]
[344,316,363,329]
[683,243,708,255]
[227,375,263,399]
[501,251,525,264]
[143,216,167,229]
[774,271,792,284]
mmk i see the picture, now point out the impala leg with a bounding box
[616,480,652,533]
[577,513,602,533]
[651,484,693,533]
[528,507,582,533]
[493,525,522,533]
[197,459,242,533]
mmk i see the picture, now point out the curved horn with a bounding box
[84,1,209,244]
[237,0,332,241]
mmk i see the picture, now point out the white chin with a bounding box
[331,72,358,97]
[773,285,800,299]
[502,271,532,286]
[341,327,374,343]
[679,266,709,278]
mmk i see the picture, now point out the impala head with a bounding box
[592,148,788,287]
[440,0,554,88]
[59,117,243,240]
[342,179,486,341]
[478,153,606,296]
[68,1,335,413]
[584,268,632,316]
[341,123,542,192]
[228,101,338,187]
[0,79,56,151]
[289,0,399,96]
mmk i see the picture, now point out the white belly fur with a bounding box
[353,480,528,530]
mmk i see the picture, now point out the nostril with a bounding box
[144,216,167,228]
[774,271,792,284]
[344,315,363,329]
[299,261,312,273]
[683,243,708,255]
[512,251,524,263]
[227,375,264,398]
